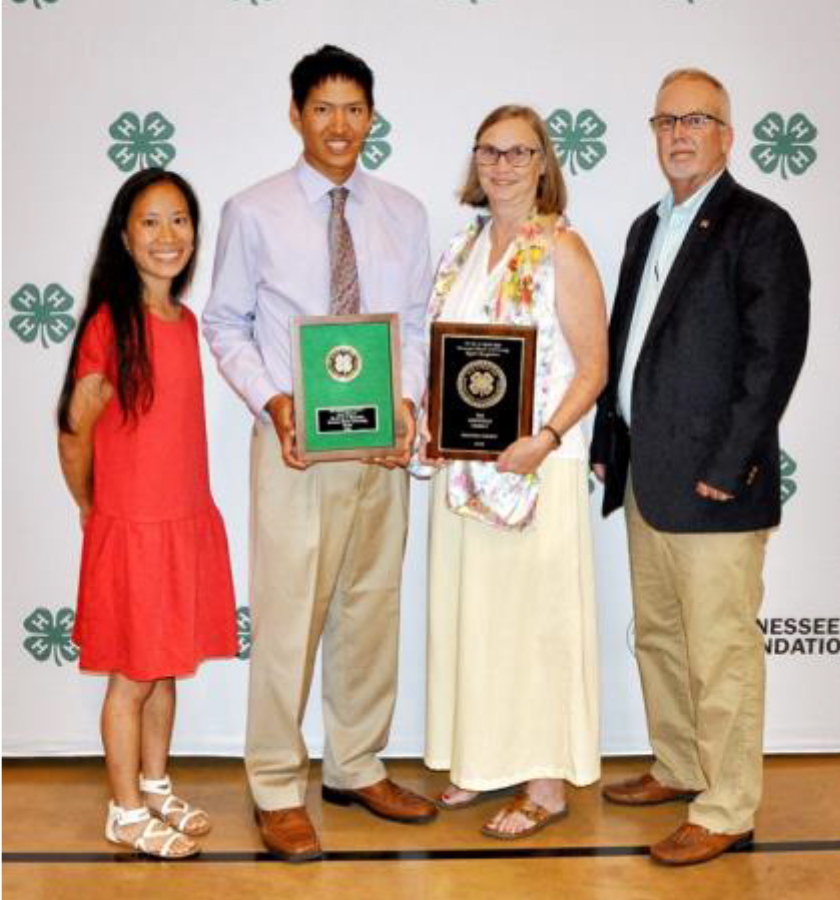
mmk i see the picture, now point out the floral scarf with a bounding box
[428,210,557,531]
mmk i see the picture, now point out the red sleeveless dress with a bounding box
[73,305,238,680]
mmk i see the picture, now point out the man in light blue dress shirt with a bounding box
[203,45,436,861]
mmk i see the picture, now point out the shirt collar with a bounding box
[294,155,366,205]
[657,168,725,222]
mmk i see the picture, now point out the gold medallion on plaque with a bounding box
[456,359,507,409]
[325,345,363,383]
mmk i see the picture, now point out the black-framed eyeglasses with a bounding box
[473,144,542,167]
[649,112,729,133]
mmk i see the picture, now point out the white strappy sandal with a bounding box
[105,801,199,859]
[140,774,211,837]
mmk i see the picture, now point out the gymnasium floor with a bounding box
[4,756,839,899]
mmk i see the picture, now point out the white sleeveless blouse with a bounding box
[437,223,586,461]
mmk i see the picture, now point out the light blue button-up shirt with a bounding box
[617,171,723,425]
[202,157,432,417]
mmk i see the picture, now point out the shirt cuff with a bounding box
[247,374,287,420]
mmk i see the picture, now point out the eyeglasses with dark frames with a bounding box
[473,144,542,167]
[649,112,729,133]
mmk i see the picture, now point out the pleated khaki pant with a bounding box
[625,484,770,834]
[245,422,409,811]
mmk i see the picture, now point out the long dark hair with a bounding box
[57,168,200,433]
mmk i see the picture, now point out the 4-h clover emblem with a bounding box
[326,345,362,383]
[23,608,79,666]
[469,370,495,398]
[780,449,798,504]
[9,283,76,347]
[361,113,392,170]
[9,0,60,8]
[751,113,817,180]
[545,109,607,175]
[236,606,252,660]
[457,359,506,409]
[107,112,177,173]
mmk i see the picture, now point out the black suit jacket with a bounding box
[591,171,809,532]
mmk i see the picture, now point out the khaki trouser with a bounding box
[625,484,770,834]
[245,422,409,811]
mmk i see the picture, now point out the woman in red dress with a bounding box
[57,168,238,858]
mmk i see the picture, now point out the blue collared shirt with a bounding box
[203,157,432,417]
[617,171,723,425]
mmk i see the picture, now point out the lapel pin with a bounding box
[699,219,710,229]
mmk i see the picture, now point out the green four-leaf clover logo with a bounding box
[545,109,607,175]
[236,606,252,660]
[361,113,392,170]
[9,0,60,8]
[751,113,817,180]
[23,608,79,666]
[108,112,177,173]
[9,283,76,347]
[780,449,798,504]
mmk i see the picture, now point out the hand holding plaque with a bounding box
[426,322,537,461]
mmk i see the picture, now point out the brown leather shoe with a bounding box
[602,773,700,806]
[322,778,438,824]
[651,823,753,865]
[254,806,323,862]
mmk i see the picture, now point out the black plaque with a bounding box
[426,322,537,461]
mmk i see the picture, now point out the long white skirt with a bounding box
[424,458,601,789]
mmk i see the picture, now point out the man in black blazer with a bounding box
[591,69,809,865]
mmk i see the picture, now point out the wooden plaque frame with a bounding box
[291,313,403,462]
[426,321,537,461]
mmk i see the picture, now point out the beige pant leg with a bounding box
[674,527,768,834]
[321,464,408,789]
[626,485,769,833]
[245,423,404,809]
[625,486,707,792]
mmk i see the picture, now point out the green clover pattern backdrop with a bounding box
[3,0,838,756]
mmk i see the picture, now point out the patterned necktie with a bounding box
[328,187,361,316]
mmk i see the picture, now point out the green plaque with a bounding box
[291,314,403,462]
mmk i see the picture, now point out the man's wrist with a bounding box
[265,393,289,416]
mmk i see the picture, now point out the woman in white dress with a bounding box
[422,106,607,839]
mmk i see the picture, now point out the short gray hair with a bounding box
[657,68,731,123]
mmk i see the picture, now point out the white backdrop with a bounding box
[3,0,839,757]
